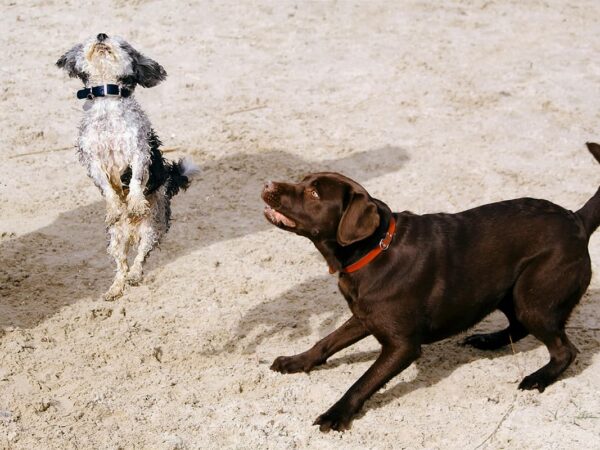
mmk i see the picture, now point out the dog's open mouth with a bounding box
[264,206,296,228]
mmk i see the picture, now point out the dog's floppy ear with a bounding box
[56,44,84,79]
[134,54,167,88]
[123,42,167,88]
[337,190,380,246]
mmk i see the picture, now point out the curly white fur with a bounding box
[58,34,198,300]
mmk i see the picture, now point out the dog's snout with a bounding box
[97,33,108,42]
[262,181,282,208]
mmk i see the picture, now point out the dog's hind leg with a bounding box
[104,219,131,301]
[513,254,589,392]
[462,293,529,350]
[127,192,165,285]
[518,330,579,392]
[126,220,158,285]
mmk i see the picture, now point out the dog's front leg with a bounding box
[314,342,420,432]
[88,159,125,224]
[127,153,150,217]
[271,316,370,373]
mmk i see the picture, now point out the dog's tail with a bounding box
[165,157,200,199]
[576,142,600,236]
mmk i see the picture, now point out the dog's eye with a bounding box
[310,190,320,199]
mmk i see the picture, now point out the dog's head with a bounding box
[56,33,167,90]
[262,172,381,246]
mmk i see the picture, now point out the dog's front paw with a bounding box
[270,354,316,374]
[313,403,355,432]
[127,193,149,218]
[105,199,125,225]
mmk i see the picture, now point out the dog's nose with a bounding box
[97,33,108,42]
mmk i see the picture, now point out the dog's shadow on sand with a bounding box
[0,145,407,329]
[233,275,600,415]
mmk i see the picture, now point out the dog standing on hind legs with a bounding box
[57,33,199,300]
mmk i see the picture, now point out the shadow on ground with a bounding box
[233,274,600,415]
[0,145,408,328]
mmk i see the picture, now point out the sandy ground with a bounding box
[1,0,600,448]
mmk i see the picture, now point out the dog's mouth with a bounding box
[90,43,113,58]
[264,206,296,228]
[262,182,296,228]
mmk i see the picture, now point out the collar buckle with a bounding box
[379,230,393,250]
[103,83,120,97]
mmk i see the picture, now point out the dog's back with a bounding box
[394,197,590,342]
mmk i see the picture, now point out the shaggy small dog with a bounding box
[57,33,199,300]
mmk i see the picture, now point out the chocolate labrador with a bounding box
[261,143,600,432]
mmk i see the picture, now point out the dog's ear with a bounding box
[337,191,380,246]
[134,54,167,88]
[122,43,167,88]
[586,142,600,164]
[56,44,84,79]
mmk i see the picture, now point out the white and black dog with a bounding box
[57,33,199,300]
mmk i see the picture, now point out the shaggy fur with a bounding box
[57,33,199,300]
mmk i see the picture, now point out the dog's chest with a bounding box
[338,276,364,316]
[79,100,140,171]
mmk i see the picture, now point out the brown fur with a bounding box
[261,147,600,431]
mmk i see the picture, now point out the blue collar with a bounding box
[76,84,131,100]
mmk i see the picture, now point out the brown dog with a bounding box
[261,143,600,432]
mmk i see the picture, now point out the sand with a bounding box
[1,0,600,448]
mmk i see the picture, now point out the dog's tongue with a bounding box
[266,207,296,227]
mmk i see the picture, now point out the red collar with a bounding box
[329,217,396,274]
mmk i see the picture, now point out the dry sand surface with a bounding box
[2,0,600,448]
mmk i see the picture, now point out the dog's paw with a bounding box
[103,278,126,301]
[126,265,143,286]
[127,194,150,218]
[313,403,354,432]
[462,332,505,350]
[105,200,125,225]
[270,355,316,374]
[518,374,547,393]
